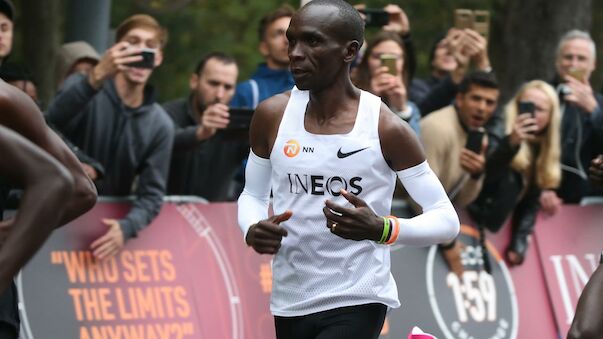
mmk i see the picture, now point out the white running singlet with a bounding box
[269,87,400,316]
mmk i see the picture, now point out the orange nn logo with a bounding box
[284,139,300,158]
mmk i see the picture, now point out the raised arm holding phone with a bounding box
[47,14,174,259]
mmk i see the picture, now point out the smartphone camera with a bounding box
[518,101,535,118]
[465,128,484,153]
[126,48,156,69]
[518,101,537,134]
[454,9,490,40]
[360,8,389,28]
[379,54,398,76]
[567,68,586,81]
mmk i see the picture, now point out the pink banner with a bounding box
[532,205,603,337]
[17,202,602,338]
[18,202,274,339]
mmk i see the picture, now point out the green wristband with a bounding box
[379,217,390,244]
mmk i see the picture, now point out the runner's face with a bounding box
[287,6,347,91]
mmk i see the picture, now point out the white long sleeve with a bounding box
[237,150,272,240]
[395,161,460,246]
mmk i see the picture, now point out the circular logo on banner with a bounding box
[426,225,518,339]
[283,139,300,158]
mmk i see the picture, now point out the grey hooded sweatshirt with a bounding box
[47,73,173,239]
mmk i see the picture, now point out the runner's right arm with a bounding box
[237,94,291,254]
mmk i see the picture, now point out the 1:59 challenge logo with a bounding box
[426,225,518,339]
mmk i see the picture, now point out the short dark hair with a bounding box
[302,0,364,46]
[458,71,499,94]
[0,0,14,22]
[258,4,295,41]
[194,51,236,75]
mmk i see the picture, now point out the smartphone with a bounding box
[454,9,474,30]
[126,48,156,69]
[568,68,586,81]
[473,10,490,40]
[518,101,535,118]
[518,101,537,134]
[465,129,484,153]
[361,8,389,28]
[226,107,255,130]
[380,54,398,76]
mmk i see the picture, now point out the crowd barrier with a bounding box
[15,199,602,339]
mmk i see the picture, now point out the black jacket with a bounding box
[0,177,18,334]
[46,74,174,239]
[162,97,249,201]
[468,135,540,235]
[554,79,603,203]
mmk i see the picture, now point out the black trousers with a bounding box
[0,322,18,339]
[275,303,387,339]
[0,282,19,339]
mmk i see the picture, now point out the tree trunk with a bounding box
[21,0,62,109]
[492,0,592,103]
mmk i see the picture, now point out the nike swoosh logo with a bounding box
[337,147,370,159]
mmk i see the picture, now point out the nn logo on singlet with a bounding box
[287,173,363,196]
[283,139,314,158]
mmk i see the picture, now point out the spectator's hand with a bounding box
[382,4,410,36]
[384,75,407,112]
[0,218,14,248]
[90,219,125,260]
[354,4,366,20]
[371,66,407,111]
[196,103,230,141]
[81,163,98,181]
[563,76,598,113]
[509,113,538,146]
[460,135,487,177]
[540,190,562,215]
[323,189,382,242]
[445,29,470,84]
[89,42,144,89]
[246,211,291,255]
[463,29,491,71]
[589,155,603,187]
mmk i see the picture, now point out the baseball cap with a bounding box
[0,0,14,22]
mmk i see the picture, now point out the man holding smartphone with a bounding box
[420,71,499,276]
[163,52,249,201]
[46,14,174,260]
[541,30,603,214]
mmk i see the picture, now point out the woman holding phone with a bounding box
[353,31,421,135]
[469,80,561,265]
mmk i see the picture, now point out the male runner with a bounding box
[237,1,459,338]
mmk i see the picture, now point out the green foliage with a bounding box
[112,0,297,102]
[110,0,597,102]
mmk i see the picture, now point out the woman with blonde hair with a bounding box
[468,80,561,265]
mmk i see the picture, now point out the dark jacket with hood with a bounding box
[162,96,249,201]
[46,73,174,239]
